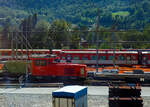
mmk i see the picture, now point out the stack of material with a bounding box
[52,85,87,107]
[109,84,143,107]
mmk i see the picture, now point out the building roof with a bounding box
[52,85,87,99]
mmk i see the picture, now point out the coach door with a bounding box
[142,55,148,65]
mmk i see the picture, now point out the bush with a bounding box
[4,61,31,74]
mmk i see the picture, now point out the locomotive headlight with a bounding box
[80,68,84,75]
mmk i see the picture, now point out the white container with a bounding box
[52,85,87,107]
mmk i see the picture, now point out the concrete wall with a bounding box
[0,87,149,107]
[0,94,109,107]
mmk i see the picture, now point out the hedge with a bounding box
[4,61,32,74]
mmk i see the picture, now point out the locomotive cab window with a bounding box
[34,60,47,66]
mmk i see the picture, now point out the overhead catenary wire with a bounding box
[1,29,150,33]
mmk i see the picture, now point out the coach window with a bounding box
[127,56,131,60]
[108,56,114,60]
[132,56,136,60]
[61,56,66,60]
[3,52,8,56]
[100,56,106,60]
[17,52,22,56]
[66,55,71,60]
[82,56,89,60]
[73,56,79,60]
[143,56,147,60]
[118,56,125,60]
[91,56,97,60]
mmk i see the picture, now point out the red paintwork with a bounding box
[31,55,87,78]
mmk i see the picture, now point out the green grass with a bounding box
[112,11,130,17]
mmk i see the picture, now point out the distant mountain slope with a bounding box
[0,0,150,29]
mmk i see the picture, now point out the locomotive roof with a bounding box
[62,51,138,54]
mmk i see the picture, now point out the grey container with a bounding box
[52,85,87,107]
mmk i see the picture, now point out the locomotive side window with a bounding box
[108,56,114,60]
[118,56,125,60]
[100,56,106,60]
[82,56,89,60]
[73,56,79,60]
[91,56,97,60]
[34,60,47,66]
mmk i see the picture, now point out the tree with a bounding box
[2,17,11,37]
[19,14,38,38]
[48,19,70,49]
[31,20,49,48]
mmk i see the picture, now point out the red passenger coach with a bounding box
[31,55,87,80]
[59,50,139,66]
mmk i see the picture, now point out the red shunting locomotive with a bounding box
[30,54,87,80]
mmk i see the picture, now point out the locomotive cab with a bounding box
[31,54,87,81]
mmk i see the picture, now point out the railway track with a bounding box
[1,72,150,87]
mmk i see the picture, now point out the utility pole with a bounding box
[11,32,14,59]
[21,26,24,60]
[25,23,29,84]
[15,32,18,60]
[96,8,100,72]
[111,25,116,68]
